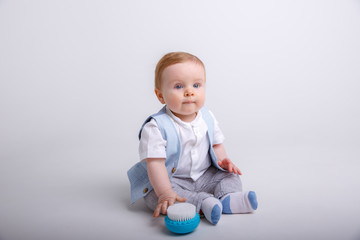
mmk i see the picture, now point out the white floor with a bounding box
[1,141,359,240]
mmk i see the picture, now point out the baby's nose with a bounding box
[184,90,194,97]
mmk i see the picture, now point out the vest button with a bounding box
[172,167,176,173]
[143,188,148,194]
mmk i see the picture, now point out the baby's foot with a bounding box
[221,191,258,214]
[201,197,222,225]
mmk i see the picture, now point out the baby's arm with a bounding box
[213,143,242,175]
[146,158,186,217]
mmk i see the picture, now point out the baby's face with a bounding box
[156,61,206,122]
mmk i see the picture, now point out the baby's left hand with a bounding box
[218,158,242,175]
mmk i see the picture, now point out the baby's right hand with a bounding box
[153,188,186,217]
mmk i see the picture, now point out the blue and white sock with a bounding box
[201,197,222,225]
[221,191,258,214]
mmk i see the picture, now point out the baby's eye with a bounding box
[175,84,183,89]
[193,83,200,88]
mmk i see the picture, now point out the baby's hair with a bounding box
[155,52,205,89]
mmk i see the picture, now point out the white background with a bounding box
[1,1,360,240]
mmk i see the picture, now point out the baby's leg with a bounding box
[212,170,243,199]
[206,167,257,213]
[170,176,213,213]
[171,176,222,225]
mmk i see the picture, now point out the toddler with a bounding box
[127,52,258,225]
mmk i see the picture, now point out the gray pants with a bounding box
[144,166,242,213]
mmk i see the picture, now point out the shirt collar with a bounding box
[165,106,202,127]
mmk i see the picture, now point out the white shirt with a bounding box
[139,107,225,181]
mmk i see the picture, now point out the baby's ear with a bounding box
[155,88,165,104]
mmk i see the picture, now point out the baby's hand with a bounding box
[218,158,242,175]
[153,188,186,217]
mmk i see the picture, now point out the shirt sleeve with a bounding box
[209,110,225,145]
[138,119,167,161]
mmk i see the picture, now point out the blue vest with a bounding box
[127,106,224,204]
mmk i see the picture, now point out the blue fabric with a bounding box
[248,191,258,210]
[211,204,221,225]
[127,106,224,204]
[221,195,232,214]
